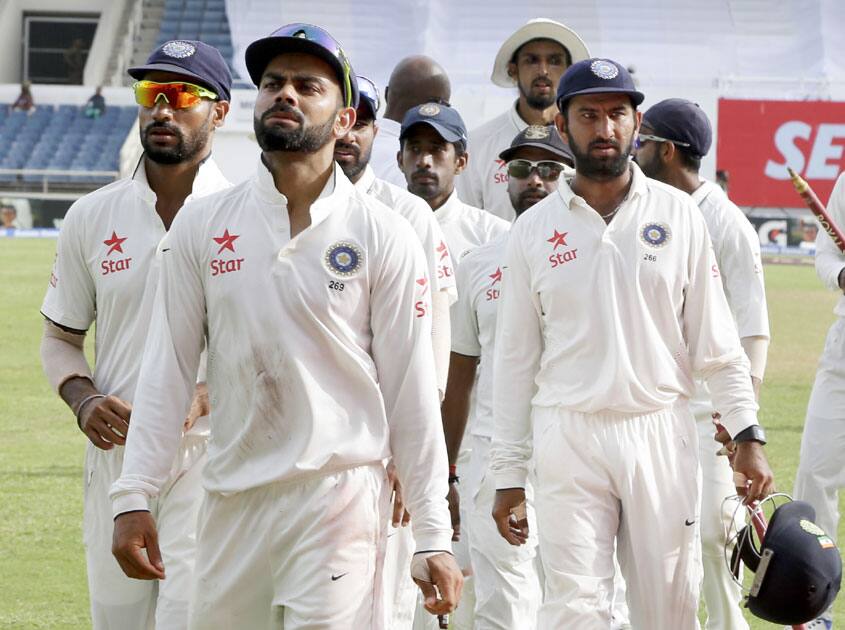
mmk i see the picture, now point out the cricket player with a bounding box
[370,55,451,188]
[399,103,509,629]
[794,170,845,630]
[443,124,571,629]
[39,40,232,629]
[456,18,589,221]
[333,74,457,630]
[635,98,770,630]
[490,58,775,629]
[109,23,462,629]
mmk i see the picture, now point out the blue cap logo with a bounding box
[590,59,618,80]
[418,103,441,117]
[524,125,550,139]
[162,41,196,59]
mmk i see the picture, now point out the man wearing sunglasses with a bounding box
[333,75,458,629]
[39,40,231,630]
[110,23,462,629]
[489,58,774,628]
[456,19,589,222]
[439,124,569,629]
[635,98,770,630]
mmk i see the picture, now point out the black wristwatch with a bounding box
[732,424,767,445]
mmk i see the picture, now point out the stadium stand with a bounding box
[0,104,137,187]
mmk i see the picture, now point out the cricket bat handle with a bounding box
[787,167,845,254]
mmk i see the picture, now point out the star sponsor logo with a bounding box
[436,240,453,280]
[101,231,132,275]
[547,229,578,268]
[103,231,127,255]
[415,276,429,318]
[493,158,509,184]
[486,266,503,301]
[436,240,449,261]
[213,229,239,254]
[210,229,244,276]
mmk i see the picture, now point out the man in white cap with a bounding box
[456,18,589,221]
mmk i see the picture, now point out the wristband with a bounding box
[732,424,767,445]
[448,464,458,484]
[75,393,106,427]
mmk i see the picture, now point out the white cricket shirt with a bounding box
[689,180,770,418]
[370,117,407,188]
[815,172,845,317]
[451,232,509,439]
[355,164,457,302]
[456,102,528,222]
[434,191,510,266]
[110,161,453,552]
[41,158,230,402]
[491,163,760,489]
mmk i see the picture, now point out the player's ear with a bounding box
[211,100,229,128]
[334,106,356,137]
[396,149,403,171]
[661,140,675,163]
[554,111,567,137]
[455,148,468,174]
[507,62,517,81]
[372,122,379,139]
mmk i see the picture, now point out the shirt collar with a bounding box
[255,156,346,228]
[131,154,225,204]
[509,100,530,133]
[690,178,718,205]
[556,160,648,210]
[433,189,462,221]
[355,164,377,194]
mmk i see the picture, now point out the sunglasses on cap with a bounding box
[635,133,691,150]
[356,75,380,115]
[133,80,218,109]
[506,159,566,181]
[268,23,354,108]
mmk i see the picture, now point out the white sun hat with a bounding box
[491,18,591,88]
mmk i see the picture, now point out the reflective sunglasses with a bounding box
[506,159,566,181]
[635,133,691,150]
[269,23,354,108]
[133,80,218,109]
[356,75,380,116]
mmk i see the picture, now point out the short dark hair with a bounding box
[510,39,572,68]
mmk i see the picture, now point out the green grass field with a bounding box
[1,238,843,629]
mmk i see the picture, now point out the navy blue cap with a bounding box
[499,124,573,164]
[245,23,359,108]
[128,40,232,102]
[356,75,380,120]
[399,103,467,147]
[556,58,644,110]
[734,501,841,625]
[643,98,712,158]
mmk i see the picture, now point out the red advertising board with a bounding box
[717,99,845,207]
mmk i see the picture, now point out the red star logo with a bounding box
[547,229,569,250]
[416,276,429,294]
[494,159,507,170]
[489,267,502,285]
[103,231,127,255]
[436,240,449,261]
[213,229,239,254]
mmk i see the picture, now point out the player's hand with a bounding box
[492,488,528,546]
[184,382,209,431]
[112,511,165,580]
[732,441,775,505]
[386,462,410,527]
[447,482,460,541]
[412,552,463,616]
[79,395,132,450]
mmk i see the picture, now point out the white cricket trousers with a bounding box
[189,462,389,630]
[795,316,845,542]
[465,434,542,630]
[85,433,207,630]
[532,404,703,630]
[695,418,749,630]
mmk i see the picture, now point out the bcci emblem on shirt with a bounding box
[324,241,363,277]
[640,222,672,248]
